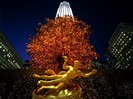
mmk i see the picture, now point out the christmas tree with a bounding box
[27,16,98,69]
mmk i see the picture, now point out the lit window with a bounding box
[129,38,131,40]
[6,48,8,51]
[0,46,2,48]
[112,49,114,52]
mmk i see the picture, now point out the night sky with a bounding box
[1,0,133,61]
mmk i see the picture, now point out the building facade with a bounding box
[55,1,74,18]
[106,23,133,69]
[0,31,23,69]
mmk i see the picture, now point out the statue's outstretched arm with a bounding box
[78,69,97,77]
[85,69,97,77]
[62,56,68,69]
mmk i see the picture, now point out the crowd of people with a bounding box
[8,76,38,99]
[73,73,114,98]
[115,81,133,98]
[0,72,133,99]
[0,82,6,97]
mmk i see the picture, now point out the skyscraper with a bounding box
[55,1,74,18]
[106,23,133,69]
[0,31,23,69]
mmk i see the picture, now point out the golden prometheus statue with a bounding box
[32,56,97,99]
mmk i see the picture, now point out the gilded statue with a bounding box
[33,56,97,93]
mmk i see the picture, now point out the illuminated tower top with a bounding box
[55,1,74,18]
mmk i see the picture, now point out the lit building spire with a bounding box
[55,1,74,19]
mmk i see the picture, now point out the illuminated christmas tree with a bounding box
[27,1,98,69]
